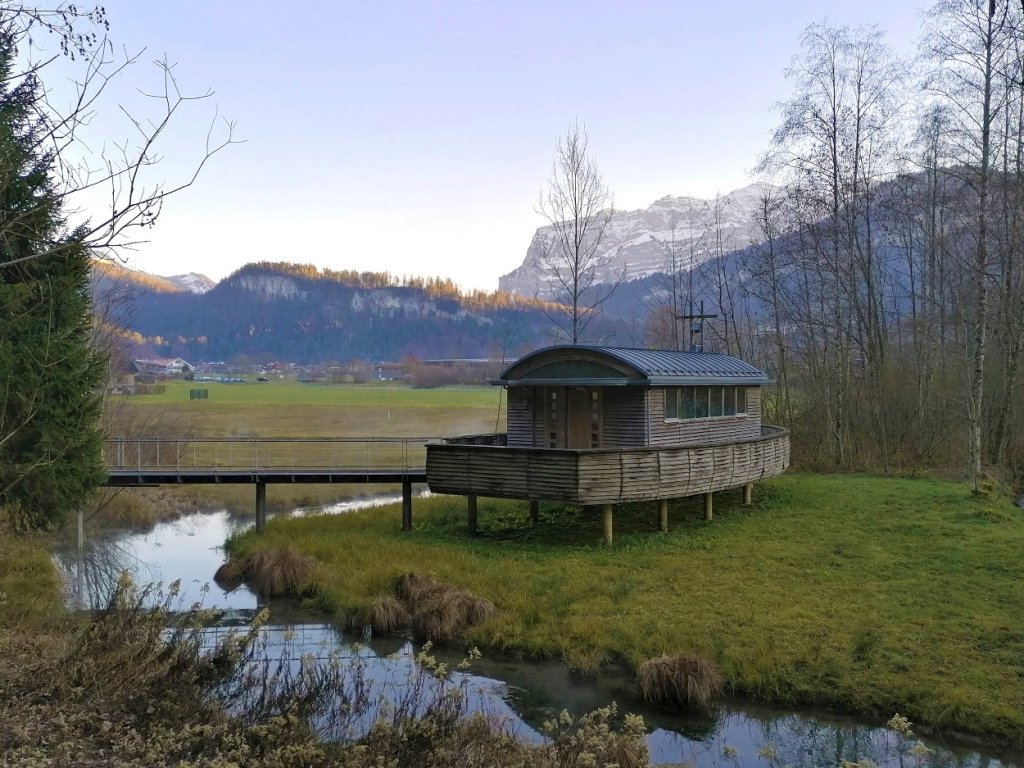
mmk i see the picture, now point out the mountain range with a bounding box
[92,186,774,363]
[93,261,637,364]
[498,184,769,298]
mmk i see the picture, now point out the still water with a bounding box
[54,499,1022,768]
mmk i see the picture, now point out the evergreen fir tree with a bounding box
[0,34,105,529]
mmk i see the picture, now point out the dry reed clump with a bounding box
[366,594,412,635]
[636,653,724,710]
[213,559,245,591]
[375,572,496,643]
[411,587,497,644]
[392,571,445,609]
[221,546,318,597]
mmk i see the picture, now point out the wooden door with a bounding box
[566,387,591,449]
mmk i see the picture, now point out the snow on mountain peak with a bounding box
[499,185,774,298]
[166,273,215,294]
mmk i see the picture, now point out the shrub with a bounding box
[637,653,724,710]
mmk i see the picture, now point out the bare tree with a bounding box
[924,0,1019,490]
[0,5,240,269]
[536,122,617,344]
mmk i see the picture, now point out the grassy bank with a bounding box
[227,473,1024,745]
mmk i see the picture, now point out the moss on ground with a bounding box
[228,473,1024,746]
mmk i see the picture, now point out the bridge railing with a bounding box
[103,437,437,473]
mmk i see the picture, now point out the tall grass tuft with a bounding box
[224,546,318,597]
[388,572,497,643]
[366,594,411,635]
[213,559,245,591]
[637,653,724,710]
[392,571,445,608]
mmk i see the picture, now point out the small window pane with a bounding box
[724,387,736,416]
[694,387,709,418]
[709,386,724,417]
[665,388,677,419]
[682,387,697,419]
[736,387,747,414]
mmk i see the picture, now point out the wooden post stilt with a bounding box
[658,499,669,532]
[529,499,540,524]
[703,491,713,521]
[743,482,753,505]
[467,494,478,536]
[401,480,412,531]
[255,482,267,533]
[602,504,614,545]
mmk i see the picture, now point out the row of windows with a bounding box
[664,386,747,420]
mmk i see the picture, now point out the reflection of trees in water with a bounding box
[748,713,986,768]
[55,539,160,610]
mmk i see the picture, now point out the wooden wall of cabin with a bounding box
[506,387,539,447]
[647,386,762,446]
[602,388,646,446]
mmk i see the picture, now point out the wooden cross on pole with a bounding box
[676,300,717,353]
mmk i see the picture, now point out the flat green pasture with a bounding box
[230,474,1024,744]
[113,381,504,438]
[105,381,505,514]
[129,379,501,409]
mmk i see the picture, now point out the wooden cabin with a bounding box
[425,345,790,542]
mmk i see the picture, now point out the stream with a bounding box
[54,496,1022,768]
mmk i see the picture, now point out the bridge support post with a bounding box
[602,504,614,545]
[704,492,713,521]
[255,482,267,533]
[467,494,478,536]
[401,481,412,531]
[529,499,539,524]
[743,482,753,506]
[658,499,669,532]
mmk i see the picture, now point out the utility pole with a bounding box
[676,300,717,353]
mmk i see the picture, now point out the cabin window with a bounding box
[709,386,724,417]
[664,386,750,421]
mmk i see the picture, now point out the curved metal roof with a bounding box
[498,345,770,386]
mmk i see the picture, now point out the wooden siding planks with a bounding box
[602,388,646,446]
[427,426,790,505]
[506,388,534,447]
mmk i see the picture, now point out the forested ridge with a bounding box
[101,261,632,363]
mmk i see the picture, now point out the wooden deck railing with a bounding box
[104,437,437,473]
[426,426,790,504]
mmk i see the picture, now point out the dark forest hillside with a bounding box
[97,262,636,363]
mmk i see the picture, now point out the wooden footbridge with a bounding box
[103,437,436,532]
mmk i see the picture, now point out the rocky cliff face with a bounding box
[499,184,770,298]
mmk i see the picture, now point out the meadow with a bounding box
[227,474,1024,746]
[103,380,504,517]
[121,379,505,436]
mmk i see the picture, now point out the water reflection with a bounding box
[55,504,1021,768]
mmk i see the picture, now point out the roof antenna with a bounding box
[676,300,717,353]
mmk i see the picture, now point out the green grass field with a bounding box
[228,474,1024,745]
[117,380,504,438]
[104,381,505,516]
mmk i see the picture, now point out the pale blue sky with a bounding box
[53,1,923,289]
